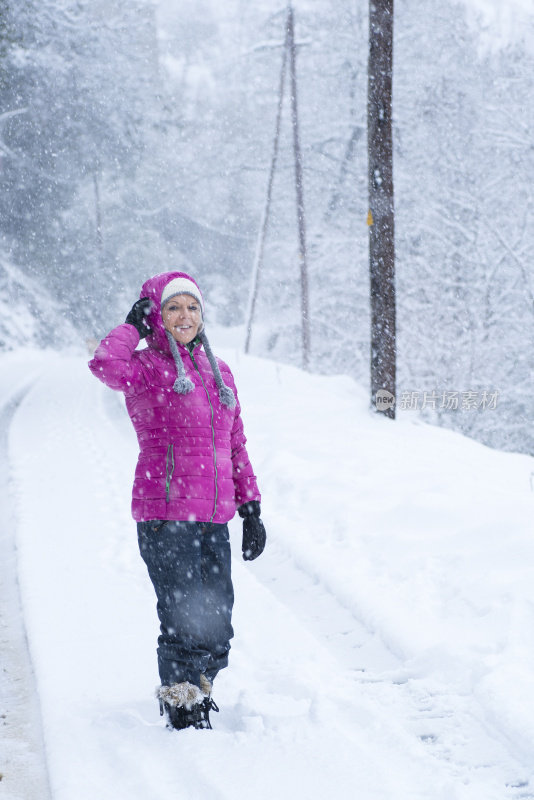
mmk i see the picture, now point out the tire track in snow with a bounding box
[231,350,534,799]
[245,524,534,800]
[0,358,52,800]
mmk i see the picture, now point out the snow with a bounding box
[1,332,534,799]
[0,351,52,800]
[455,0,534,50]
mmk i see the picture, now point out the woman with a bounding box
[89,271,266,730]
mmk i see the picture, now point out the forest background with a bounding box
[0,0,533,455]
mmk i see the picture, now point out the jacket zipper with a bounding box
[165,443,175,503]
[189,349,218,522]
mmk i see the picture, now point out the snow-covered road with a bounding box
[0,353,52,800]
[1,342,534,799]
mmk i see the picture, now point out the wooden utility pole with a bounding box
[245,4,311,370]
[287,4,310,369]
[245,26,289,354]
[368,0,396,418]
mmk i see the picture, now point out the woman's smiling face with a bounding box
[161,293,202,344]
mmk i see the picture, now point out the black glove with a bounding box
[125,297,152,339]
[238,501,266,561]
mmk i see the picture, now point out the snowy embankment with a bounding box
[1,335,534,800]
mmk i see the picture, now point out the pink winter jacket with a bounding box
[88,272,260,524]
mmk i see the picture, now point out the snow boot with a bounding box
[157,682,219,730]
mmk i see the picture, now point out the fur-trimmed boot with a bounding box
[157,682,219,730]
[199,674,212,697]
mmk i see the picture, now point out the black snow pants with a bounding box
[137,519,234,688]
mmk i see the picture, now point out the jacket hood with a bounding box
[139,271,203,353]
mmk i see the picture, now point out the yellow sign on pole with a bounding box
[366,209,374,226]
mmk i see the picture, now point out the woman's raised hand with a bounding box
[125,297,152,339]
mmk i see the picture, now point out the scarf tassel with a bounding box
[165,329,236,409]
